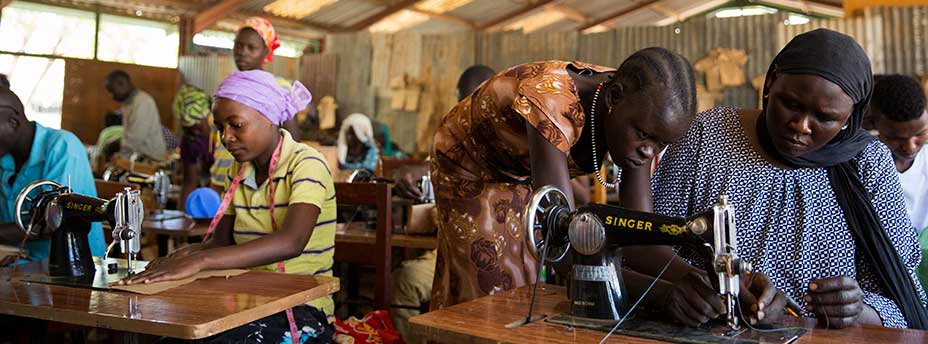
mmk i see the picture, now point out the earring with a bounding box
[841,124,848,130]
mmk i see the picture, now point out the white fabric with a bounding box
[900,148,928,232]
[336,113,374,165]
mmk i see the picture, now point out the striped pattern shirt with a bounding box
[222,130,337,317]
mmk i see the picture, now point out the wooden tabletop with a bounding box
[409,285,928,344]
[141,211,209,237]
[336,223,437,250]
[0,259,339,339]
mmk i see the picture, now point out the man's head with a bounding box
[873,74,928,169]
[0,88,29,156]
[105,70,135,103]
[0,74,9,89]
[456,65,495,101]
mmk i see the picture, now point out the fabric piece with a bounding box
[221,130,336,317]
[334,310,404,344]
[110,269,247,294]
[238,16,281,65]
[0,123,106,262]
[174,84,211,128]
[214,70,312,126]
[899,148,928,231]
[120,90,167,161]
[758,28,928,329]
[179,305,333,344]
[652,107,927,328]
[429,60,613,310]
[918,229,928,293]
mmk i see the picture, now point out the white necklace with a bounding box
[590,82,618,189]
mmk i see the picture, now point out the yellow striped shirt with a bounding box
[222,130,337,317]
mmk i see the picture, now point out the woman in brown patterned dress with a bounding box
[429,48,700,309]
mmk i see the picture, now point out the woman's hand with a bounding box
[740,272,788,325]
[145,243,205,270]
[118,254,205,285]
[805,276,867,328]
[658,271,727,327]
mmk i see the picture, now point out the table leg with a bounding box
[157,234,168,257]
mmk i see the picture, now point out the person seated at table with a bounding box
[0,88,106,265]
[173,80,214,210]
[372,120,407,160]
[634,29,928,329]
[121,70,335,343]
[93,111,123,165]
[871,74,928,291]
[337,113,379,172]
[105,70,167,162]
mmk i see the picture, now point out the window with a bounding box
[193,30,313,58]
[0,54,65,129]
[0,1,96,59]
[97,14,179,68]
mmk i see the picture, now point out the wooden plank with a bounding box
[0,259,339,339]
[333,182,393,308]
[233,11,337,33]
[410,285,928,344]
[478,0,556,30]
[193,0,251,33]
[1,0,13,9]
[578,0,662,31]
[340,0,424,32]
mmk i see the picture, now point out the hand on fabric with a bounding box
[119,254,205,285]
[660,271,727,327]
[145,243,205,270]
[805,276,865,328]
[739,271,787,325]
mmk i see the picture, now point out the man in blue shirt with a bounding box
[0,88,105,264]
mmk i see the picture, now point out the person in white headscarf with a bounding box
[337,113,379,172]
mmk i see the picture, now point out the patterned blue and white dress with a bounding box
[652,106,927,328]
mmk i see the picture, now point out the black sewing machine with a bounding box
[14,180,143,283]
[524,186,751,326]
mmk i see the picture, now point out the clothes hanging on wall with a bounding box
[694,48,749,92]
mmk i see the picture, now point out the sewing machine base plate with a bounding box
[546,314,805,344]
[18,260,147,290]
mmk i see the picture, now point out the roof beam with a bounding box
[408,8,477,29]
[235,11,337,32]
[478,0,556,30]
[1,0,14,9]
[546,4,589,23]
[578,0,661,31]
[193,0,251,33]
[653,0,727,26]
[339,0,423,32]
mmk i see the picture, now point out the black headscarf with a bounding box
[757,29,928,329]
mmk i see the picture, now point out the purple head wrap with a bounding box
[214,70,311,125]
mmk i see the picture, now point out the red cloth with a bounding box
[334,310,405,344]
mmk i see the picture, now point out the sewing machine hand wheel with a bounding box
[524,185,572,263]
[14,180,63,236]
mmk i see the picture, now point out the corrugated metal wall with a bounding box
[178,54,301,94]
[872,6,928,75]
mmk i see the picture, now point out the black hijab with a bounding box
[757,29,928,329]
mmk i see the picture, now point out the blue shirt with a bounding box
[0,123,106,261]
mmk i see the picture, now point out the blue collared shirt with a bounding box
[0,123,106,262]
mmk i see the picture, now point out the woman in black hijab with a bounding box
[627,29,928,329]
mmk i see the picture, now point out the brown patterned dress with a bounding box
[430,61,615,309]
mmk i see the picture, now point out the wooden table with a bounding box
[410,285,928,344]
[141,211,209,256]
[0,259,339,340]
[336,223,437,250]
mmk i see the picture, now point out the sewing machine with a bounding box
[14,179,143,282]
[523,186,750,330]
